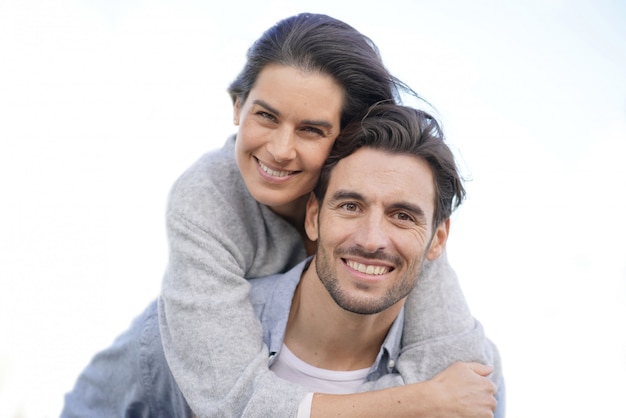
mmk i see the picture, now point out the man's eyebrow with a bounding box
[328,190,364,203]
[253,99,335,129]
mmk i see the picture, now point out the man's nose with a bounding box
[354,212,391,252]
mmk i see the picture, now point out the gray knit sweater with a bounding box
[158,136,502,417]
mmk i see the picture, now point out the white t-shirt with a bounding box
[270,344,371,418]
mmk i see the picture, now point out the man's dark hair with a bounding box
[314,103,466,228]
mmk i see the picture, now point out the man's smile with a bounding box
[344,259,394,276]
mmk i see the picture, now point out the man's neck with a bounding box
[283,259,403,371]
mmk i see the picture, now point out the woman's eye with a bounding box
[257,111,277,121]
[301,126,325,136]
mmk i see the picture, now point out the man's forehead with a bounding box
[327,147,435,209]
[330,147,425,179]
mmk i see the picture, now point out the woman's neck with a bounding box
[269,194,316,255]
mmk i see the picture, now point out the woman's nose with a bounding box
[266,129,297,163]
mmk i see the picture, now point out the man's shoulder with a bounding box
[249,262,303,305]
[249,258,310,318]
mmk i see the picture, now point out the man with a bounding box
[62,104,503,418]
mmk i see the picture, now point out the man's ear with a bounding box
[233,99,241,126]
[304,192,320,242]
[426,218,450,260]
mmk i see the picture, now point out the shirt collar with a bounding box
[366,306,404,380]
[255,258,310,357]
[255,255,404,379]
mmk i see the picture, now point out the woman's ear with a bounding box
[426,218,450,261]
[304,192,320,242]
[233,99,241,126]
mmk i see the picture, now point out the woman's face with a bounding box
[234,64,344,214]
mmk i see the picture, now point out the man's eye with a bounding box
[395,212,414,222]
[341,202,358,212]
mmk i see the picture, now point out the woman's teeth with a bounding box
[258,160,293,177]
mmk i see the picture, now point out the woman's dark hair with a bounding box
[314,103,466,228]
[227,13,416,129]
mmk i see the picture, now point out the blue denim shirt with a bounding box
[61,258,404,418]
[252,257,404,383]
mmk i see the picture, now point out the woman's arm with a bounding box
[158,144,310,417]
[391,252,504,386]
[315,252,504,418]
[311,362,497,418]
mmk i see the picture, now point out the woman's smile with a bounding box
[255,157,298,181]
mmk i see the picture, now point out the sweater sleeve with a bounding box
[158,140,309,418]
[358,251,504,392]
[397,251,503,385]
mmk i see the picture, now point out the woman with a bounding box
[158,13,500,417]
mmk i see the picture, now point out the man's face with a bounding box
[305,147,449,315]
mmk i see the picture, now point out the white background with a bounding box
[1,0,625,417]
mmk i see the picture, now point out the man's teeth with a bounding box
[258,160,292,177]
[346,260,390,276]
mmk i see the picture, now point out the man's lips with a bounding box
[344,259,394,276]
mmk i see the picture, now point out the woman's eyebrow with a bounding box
[253,99,280,115]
